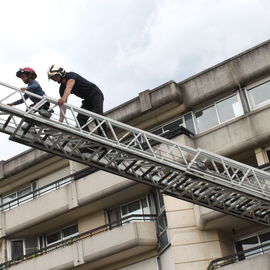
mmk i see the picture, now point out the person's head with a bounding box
[16,67,37,84]
[47,64,66,84]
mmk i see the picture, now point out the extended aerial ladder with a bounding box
[0,81,269,226]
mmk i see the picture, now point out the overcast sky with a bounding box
[1,0,270,160]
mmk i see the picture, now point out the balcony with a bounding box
[1,215,157,270]
[207,242,270,270]
[1,167,150,236]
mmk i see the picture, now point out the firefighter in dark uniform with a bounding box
[47,64,105,134]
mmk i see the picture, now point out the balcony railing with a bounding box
[207,242,270,270]
[0,214,157,269]
[0,166,97,212]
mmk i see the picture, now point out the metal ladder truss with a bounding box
[0,81,270,226]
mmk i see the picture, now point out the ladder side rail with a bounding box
[0,100,268,199]
[8,129,270,226]
[1,103,269,201]
[0,81,270,199]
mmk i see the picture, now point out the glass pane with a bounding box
[195,106,219,133]
[159,230,169,251]
[164,119,183,132]
[259,231,270,253]
[121,199,142,222]
[248,81,270,108]
[235,236,260,259]
[18,186,31,197]
[63,225,78,239]
[58,178,72,187]
[127,200,141,214]
[3,193,17,210]
[108,208,120,222]
[141,198,150,216]
[39,184,56,196]
[46,231,61,245]
[157,190,164,211]
[18,186,33,205]
[121,205,128,216]
[184,112,196,135]
[3,193,17,203]
[24,237,38,256]
[216,95,243,123]
[157,212,168,233]
[18,194,33,205]
[11,240,24,260]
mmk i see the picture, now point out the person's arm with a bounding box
[8,93,28,106]
[58,79,75,122]
[59,107,67,123]
[57,79,75,105]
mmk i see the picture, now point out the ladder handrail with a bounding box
[0,81,270,226]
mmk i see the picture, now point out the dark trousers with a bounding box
[77,93,106,134]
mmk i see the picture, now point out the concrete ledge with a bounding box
[8,222,157,270]
[0,149,54,180]
[106,81,183,123]
[180,39,270,109]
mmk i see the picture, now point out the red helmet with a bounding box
[16,67,37,79]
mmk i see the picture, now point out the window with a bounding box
[107,194,155,224]
[195,105,219,133]
[9,237,39,260]
[247,80,270,109]
[46,224,78,246]
[154,189,169,251]
[10,240,24,260]
[2,182,36,211]
[235,230,270,260]
[151,118,184,137]
[216,95,243,122]
[195,94,243,133]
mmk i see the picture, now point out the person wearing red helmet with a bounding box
[8,67,49,108]
[8,67,51,130]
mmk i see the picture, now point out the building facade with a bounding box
[0,40,270,269]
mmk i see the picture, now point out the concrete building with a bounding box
[0,40,270,270]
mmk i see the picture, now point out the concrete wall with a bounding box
[164,195,233,270]
[78,211,105,233]
[2,171,136,236]
[37,166,70,187]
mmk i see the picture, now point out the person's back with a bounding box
[48,64,105,134]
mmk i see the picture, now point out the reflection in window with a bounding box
[216,95,243,123]
[247,81,270,109]
[195,94,243,133]
[195,106,219,133]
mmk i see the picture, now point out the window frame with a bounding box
[245,80,270,110]
[234,228,270,260]
[194,92,244,133]
[8,239,25,261]
[45,224,79,247]
[2,182,37,211]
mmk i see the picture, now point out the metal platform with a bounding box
[0,81,270,226]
